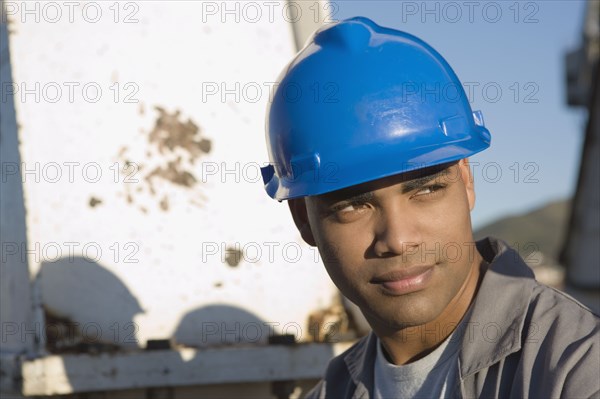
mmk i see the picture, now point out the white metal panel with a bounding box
[6,1,338,351]
[21,342,353,395]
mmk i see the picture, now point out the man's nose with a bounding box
[372,205,422,258]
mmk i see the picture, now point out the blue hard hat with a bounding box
[261,16,491,201]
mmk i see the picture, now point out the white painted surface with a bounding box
[5,0,338,354]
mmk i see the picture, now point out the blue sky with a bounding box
[330,1,588,228]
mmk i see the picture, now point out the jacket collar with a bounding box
[456,237,536,378]
[343,331,377,398]
[341,237,537,392]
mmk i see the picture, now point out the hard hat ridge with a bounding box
[312,16,374,53]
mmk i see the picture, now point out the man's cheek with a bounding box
[319,241,344,265]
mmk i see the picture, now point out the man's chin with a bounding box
[362,302,445,333]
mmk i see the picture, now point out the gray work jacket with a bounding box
[305,237,600,398]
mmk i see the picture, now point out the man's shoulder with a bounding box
[460,238,599,397]
[479,236,599,335]
[514,282,600,397]
[525,281,599,345]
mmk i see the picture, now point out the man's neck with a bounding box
[376,252,486,365]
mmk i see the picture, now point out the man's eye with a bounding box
[413,184,446,198]
[338,204,360,213]
[329,202,369,219]
[333,202,364,213]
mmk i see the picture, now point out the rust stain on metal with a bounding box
[43,307,120,354]
[149,106,212,162]
[89,196,103,208]
[146,158,197,190]
[116,106,212,212]
[224,247,243,267]
[159,195,169,212]
[307,300,352,343]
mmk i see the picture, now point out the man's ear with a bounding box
[458,158,476,211]
[288,198,317,247]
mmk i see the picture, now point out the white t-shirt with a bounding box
[373,332,460,399]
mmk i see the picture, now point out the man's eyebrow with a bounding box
[319,166,454,204]
[401,168,451,194]
[333,191,375,205]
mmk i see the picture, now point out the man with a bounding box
[260,17,599,398]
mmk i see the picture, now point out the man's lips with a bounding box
[370,265,435,295]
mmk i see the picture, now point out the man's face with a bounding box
[289,160,478,332]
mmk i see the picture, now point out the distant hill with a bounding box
[474,199,571,262]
